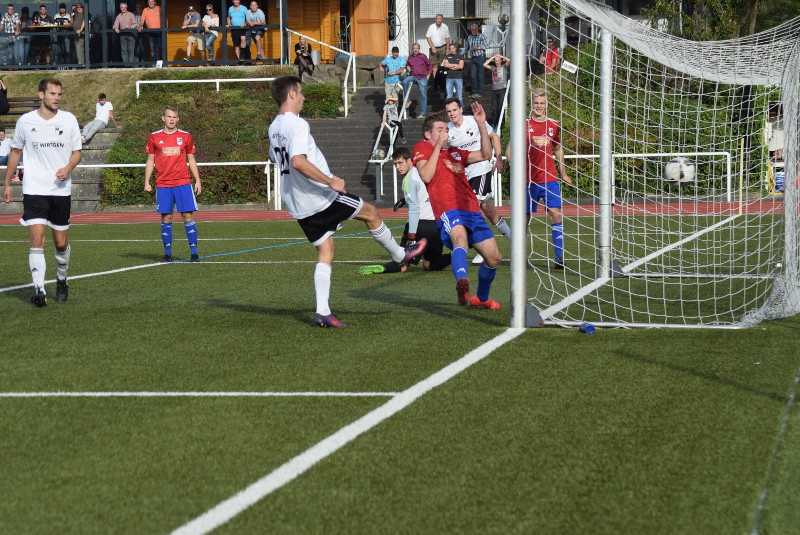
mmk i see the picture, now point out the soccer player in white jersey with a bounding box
[444,97,511,265]
[268,76,427,328]
[3,78,82,307]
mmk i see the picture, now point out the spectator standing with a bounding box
[245,1,265,60]
[267,76,426,328]
[71,2,85,65]
[294,35,312,79]
[379,46,405,99]
[227,0,247,64]
[540,37,559,73]
[506,88,572,269]
[442,42,464,105]
[181,5,203,61]
[133,2,145,61]
[1,4,20,66]
[31,4,52,66]
[113,2,136,64]
[412,105,502,309]
[81,93,119,144]
[425,14,450,80]
[484,53,510,129]
[138,0,161,64]
[2,77,82,307]
[402,43,431,119]
[465,24,488,98]
[144,105,202,263]
[52,3,71,65]
[16,6,30,65]
[201,3,217,62]
[0,79,9,115]
[381,96,405,145]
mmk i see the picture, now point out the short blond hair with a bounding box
[532,88,547,99]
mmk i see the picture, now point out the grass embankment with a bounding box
[1,66,342,206]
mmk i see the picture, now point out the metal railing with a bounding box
[286,29,355,117]
[135,77,276,98]
[3,161,282,208]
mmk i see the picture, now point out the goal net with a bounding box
[523,0,800,328]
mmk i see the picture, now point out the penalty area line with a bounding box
[0,391,399,398]
[170,327,525,535]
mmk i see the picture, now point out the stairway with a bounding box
[0,128,119,215]
[308,71,492,207]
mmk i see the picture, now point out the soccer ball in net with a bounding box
[663,157,695,184]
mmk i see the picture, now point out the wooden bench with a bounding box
[5,97,42,116]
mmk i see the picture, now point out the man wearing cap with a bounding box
[53,3,72,65]
[379,46,405,100]
[181,5,203,61]
[72,3,86,65]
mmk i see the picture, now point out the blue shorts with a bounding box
[437,209,495,250]
[156,184,198,214]
[527,182,562,213]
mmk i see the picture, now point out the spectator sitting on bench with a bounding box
[82,93,120,144]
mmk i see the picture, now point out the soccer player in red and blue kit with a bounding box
[412,103,503,309]
[507,88,571,269]
[144,105,202,262]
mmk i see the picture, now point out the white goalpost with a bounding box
[511,0,800,329]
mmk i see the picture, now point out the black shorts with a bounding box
[231,28,247,43]
[297,193,363,246]
[400,219,449,270]
[468,171,494,203]
[22,194,71,231]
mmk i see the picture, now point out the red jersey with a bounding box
[412,140,479,220]
[544,48,559,73]
[526,117,560,185]
[146,129,196,188]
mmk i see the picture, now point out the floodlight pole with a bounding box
[509,0,527,328]
[599,28,614,278]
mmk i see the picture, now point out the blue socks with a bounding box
[451,247,468,280]
[161,222,173,256]
[184,221,199,256]
[476,263,497,302]
[552,222,564,259]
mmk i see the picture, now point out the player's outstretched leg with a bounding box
[469,239,502,309]
[451,246,470,305]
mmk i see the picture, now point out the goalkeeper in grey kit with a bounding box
[359,146,451,275]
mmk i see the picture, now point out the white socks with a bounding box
[29,248,46,291]
[55,244,71,280]
[370,223,405,263]
[314,262,332,315]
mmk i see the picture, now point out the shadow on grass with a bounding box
[616,350,790,404]
[346,270,508,328]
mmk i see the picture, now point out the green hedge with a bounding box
[102,68,343,206]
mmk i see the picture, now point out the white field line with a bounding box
[539,214,740,319]
[170,327,526,535]
[0,391,398,398]
[750,365,800,535]
[0,262,167,293]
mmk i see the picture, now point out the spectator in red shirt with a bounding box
[540,37,559,73]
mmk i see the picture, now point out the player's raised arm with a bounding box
[466,102,492,165]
